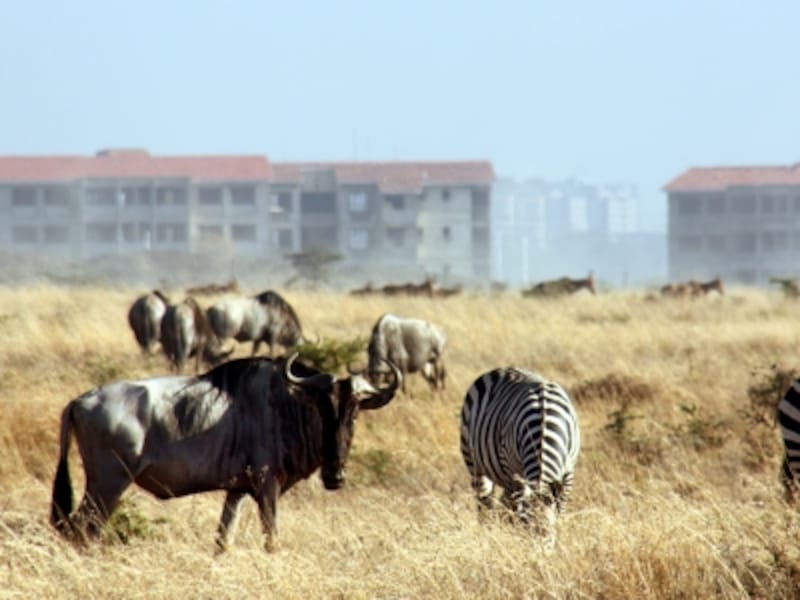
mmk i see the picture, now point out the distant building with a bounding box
[0,149,494,283]
[492,177,663,287]
[664,164,800,285]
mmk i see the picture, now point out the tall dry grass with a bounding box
[1,284,800,598]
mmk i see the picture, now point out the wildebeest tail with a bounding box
[50,400,76,532]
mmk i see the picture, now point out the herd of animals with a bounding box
[47,273,800,554]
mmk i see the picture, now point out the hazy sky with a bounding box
[3,1,800,232]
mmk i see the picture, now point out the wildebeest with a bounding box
[50,354,401,552]
[367,313,447,393]
[770,276,800,298]
[160,296,232,373]
[692,277,724,296]
[381,277,436,297]
[660,281,695,298]
[521,274,596,297]
[207,290,304,356]
[127,290,169,353]
[186,277,240,296]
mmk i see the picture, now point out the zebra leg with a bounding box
[215,491,247,554]
[782,457,799,505]
[554,475,571,514]
[472,475,495,517]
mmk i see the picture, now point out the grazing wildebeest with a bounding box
[207,290,304,356]
[522,274,596,298]
[770,277,800,298]
[186,277,240,296]
[127,290,169,353]
[381,277,436,297]
[691,277,724,297]
[367,313,447,393]
[160,296,231,373]
[50,354,401,552]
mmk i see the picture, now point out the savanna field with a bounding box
[2,284,800,599]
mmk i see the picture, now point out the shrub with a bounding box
[295,336,367,373]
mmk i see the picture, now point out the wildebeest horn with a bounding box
[285,353,335,389]
[358,359,401,411]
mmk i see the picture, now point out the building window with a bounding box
[677,235,701,252]
[386,227,405,247]
[707,234,726,252]
[86,223,117,243]
[442,226,452,241]
[198,187,223,206]
[472,189,489,220]
[44,226,69,243]
[472,227,489,245]
[86,187,116,206]
[232,224,256,242]
[730,194,756,215]
[676,195,701,216]
[300,192,336,214]
[271,191,293,215]
[11,187,36,207]
[156,223,187,243]
[760,193,788,213]
[348,191,368,213]
[44,187,69,207]
[121,186,152,206]
[157,187,187,205]
[385,195,405,210]
[762,230,788,252]
[231,186,256,206]
[706,196,725,215]
[732,232,756,252]
[274,229,293,250]
[12,225,37,243]
[198,225,223,241]
[348,228,368,250]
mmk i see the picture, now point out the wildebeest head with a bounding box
[284,353,400,490]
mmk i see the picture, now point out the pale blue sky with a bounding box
[2,1,800,231]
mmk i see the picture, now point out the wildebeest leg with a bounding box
[255,474,280,552]
[251,340,261,356]
[215,491,247,554]
[74,458,132,541]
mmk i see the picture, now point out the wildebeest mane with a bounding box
[199,355,322,397]
[254,291,302,327]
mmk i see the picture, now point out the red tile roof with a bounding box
[272,161,496,193]
[0,149,273,182]
[665,164,800,192]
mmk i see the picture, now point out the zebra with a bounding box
[460,367,580,542]
[778,379,800,503]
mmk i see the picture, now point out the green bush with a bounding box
[295,336,367,373]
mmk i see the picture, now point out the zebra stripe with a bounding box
[460,367,580,535]
[778,380,800,500]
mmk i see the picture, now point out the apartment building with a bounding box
[664,164,800,285]
[0,149,494,282]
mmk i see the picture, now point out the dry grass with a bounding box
[2,284,800,598]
